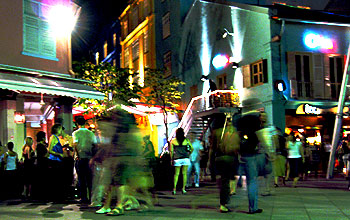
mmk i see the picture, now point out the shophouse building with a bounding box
[0,0,104,154]
[178,0,350,146]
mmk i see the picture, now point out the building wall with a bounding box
[179,1,273,120]
[0,0,71,75]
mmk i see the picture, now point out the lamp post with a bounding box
[327,43,350,179]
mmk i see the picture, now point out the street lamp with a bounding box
[47,2,81,37]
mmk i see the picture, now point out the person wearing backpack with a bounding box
[237,112,263,214]
[213,117,240,213]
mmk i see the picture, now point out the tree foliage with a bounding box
[143,68,185,145]
[73,61,141,116]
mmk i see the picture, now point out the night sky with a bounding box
[71,0,128,61]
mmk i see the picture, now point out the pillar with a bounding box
[55,97,75,135]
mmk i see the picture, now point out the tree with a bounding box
[143,68,185,150]
[73,61,141,116]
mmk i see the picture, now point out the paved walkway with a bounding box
[0,176,349,220]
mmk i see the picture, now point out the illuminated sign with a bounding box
[14,112,25,124]
[304,104,321,114]
[304,33,333,50]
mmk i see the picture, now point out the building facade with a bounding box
[178,0,350,145]
[0,0,103,154]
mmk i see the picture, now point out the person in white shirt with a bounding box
[73,116,97,204]
[286,133,304,187]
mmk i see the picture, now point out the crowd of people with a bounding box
[0,107,349,216]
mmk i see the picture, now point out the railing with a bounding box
[160,90,240,156]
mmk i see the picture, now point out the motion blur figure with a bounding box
[95,108,154,216]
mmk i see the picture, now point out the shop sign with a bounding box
[304,104,321,114]
[296,104,321,114]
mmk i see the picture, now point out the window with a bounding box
[124,48,129,68]
[113,33,117,48]
[162,12,170,39]
[122,20,128,38]
[329,56,344,99]
[143,30,149,53]
[164,51,172,77]
[95,52,99,65]
[23,0,56,60]
[144,0,150,17]
[190,85,198,98]
[131,6,139,30]
[217,74,227,89]
[288,52,330,99]
[103,41,108,58]
[132,39,139,61]
[242,59,267,88]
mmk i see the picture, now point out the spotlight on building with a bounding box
[201,75,209,82]
[222,28,234,38]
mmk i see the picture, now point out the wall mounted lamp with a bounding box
[222,28,234,38]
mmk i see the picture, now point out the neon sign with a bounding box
[304,33,334,50]
[304,104,321,114]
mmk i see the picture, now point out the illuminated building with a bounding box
[0,0,104,155]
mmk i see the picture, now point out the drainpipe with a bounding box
[327,43,350,179]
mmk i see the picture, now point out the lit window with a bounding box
[242,59,267,88]
[113,33,117,47]
[23,0,56,60]
[124,48,129,68]
[162,12,170,39]
[132,39,139,61]
[122,20,128,38]
[131,6,138,29]
[95,52,99,65]
[164,51,171,77]
[144,0,150,16]
[113,59,117,67]
[217,74,227,89]
[143,30,149,53]
[103,41,108,58]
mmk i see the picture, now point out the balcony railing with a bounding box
[160,90,240,156]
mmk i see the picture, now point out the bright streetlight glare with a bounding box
[47,4,78,37]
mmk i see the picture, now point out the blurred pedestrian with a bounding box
[170,128,193,195]
[213,117,240,213]
[273,130,287,187]
[187,134,203,188]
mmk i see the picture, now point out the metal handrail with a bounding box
[160,89,239,156]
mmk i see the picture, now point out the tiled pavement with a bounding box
[0,176,349,220]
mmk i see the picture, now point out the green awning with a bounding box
[0,72,105,100]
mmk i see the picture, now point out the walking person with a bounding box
[286,133,304,187]
[212,117,240,213]
[187,134,203,188]
[237,112,264,214]
[170,128,193,195]
[73,116,98,204]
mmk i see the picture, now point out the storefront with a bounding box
[285,102,350,145]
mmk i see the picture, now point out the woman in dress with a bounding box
[170,128,193,195]
[22,137,34,199]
